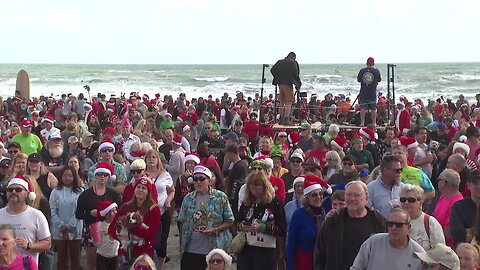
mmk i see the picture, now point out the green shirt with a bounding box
[159,120,175,131]
[11,133,43,155]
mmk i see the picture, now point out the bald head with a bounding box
[447,153,466,173]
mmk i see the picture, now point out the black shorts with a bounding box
[359,98,377,110]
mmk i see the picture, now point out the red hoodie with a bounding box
[244,119,260,141]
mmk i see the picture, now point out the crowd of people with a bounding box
[1,55,480,269]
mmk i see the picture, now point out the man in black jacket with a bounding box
[314,181,386,270]
[271,52,301,125]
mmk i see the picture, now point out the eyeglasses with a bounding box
[6,187,24,193]
[100,148,114,153]
[290,158,302,164]
[130,169,144,174]
[342,161,354,166]
[400,197,420,203]
[386,221,409,228]
[193,176,207,182]
[251,167,263,171]
[95,172,110,178]
[208,259,224,265]
[8,150,19,154]
[386,168,403,174]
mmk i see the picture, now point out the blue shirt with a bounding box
[49,186,84,240]
[367,176,404,219]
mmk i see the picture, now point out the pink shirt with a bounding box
[4,254,38,270]
[433,193,464,229]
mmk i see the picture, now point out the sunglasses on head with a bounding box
[193,176,207,182]
[100,148,114,153]
[208,259,224,265]
[400,197,419,203]
[130,169,143,174]
[290,158,302,164]
[95,172,110,178]
[386,221,408,228]
[6,187,24,193]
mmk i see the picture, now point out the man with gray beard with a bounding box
[40,131,67,176]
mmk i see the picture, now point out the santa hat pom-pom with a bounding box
[187,176,193,184]
[326,187,333,195]
[28,191,36,201]
[110,175,116,181]
[459,135,468,143]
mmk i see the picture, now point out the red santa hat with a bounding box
[253,155,274,169]
[94,162,116,180]
[101,126,116,136]
[42,114,55,124]
[129,92,137,98]
[155,93,161,99]
[400,136,418,149]
[182,125,191,132]
[83,102,93,111]
[359,128,375,144]
[288,132,300,146]
[185,153,200,165]
[8,174,36,201]
[173,134,183,146]
[303,174,332,196]
[278,129,287,137]
[331,136,347,150]
[21,119,32,128]
[453,142,470,156]
[98,138,115,153]
[164,112,172,118]
[97,201,118,220]
[134,176,154,194]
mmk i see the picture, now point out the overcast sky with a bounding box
[1,0,479,64]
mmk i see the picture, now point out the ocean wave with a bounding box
[440,74,480,82]
[108,70,132,73]
[194,76,229,82]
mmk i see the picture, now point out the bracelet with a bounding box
[26,242,31,250]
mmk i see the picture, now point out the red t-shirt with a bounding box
[269,176,286,203]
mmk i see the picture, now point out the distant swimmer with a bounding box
[357,57,381,127]
[271,52,302,125]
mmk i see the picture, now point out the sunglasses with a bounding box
[6,187,24,193]
[251,167,263,171]
[193,176,207,182]
[386,221,408,228]
[8,150,19,154]
[278,135,287,138]
[387,168,403,174]
[400,197,419,203]
[342,161,354,166]
[134,265,151,270]
[95,172,110,177]
[208,259,224,265]
[309,191,323,198]
[100,148,114,153]
[235,123,243,126]
[130,169,143,174]
[290,159,302,164]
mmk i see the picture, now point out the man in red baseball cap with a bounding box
[357,56,382,127]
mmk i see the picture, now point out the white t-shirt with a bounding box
[414,143,433,177]
[0,206,51,263]
[96,221,119,258]
[409,213,446,251]
[154,172,174,215]
[220,108,227,130]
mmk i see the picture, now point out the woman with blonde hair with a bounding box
[145,149,174,270]
[254,136,273,158]
[237,171,287,270]
[456,243,480,270]
[26,153,58,200]
[130,254,157,270]
[10,152,28,177]
[206,248,232,270]
[323,150,342,182]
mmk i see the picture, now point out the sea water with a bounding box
[1,63,480,102]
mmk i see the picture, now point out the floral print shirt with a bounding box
[177,187,234,256]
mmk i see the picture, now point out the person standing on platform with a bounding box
[271,52,302,125]
[357,57,381,127]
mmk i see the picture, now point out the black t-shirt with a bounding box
[282,171,299,202]
[341,211,378,270]
[158,143,172,162]
[357,67,381,101]
[75,187,122,226]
